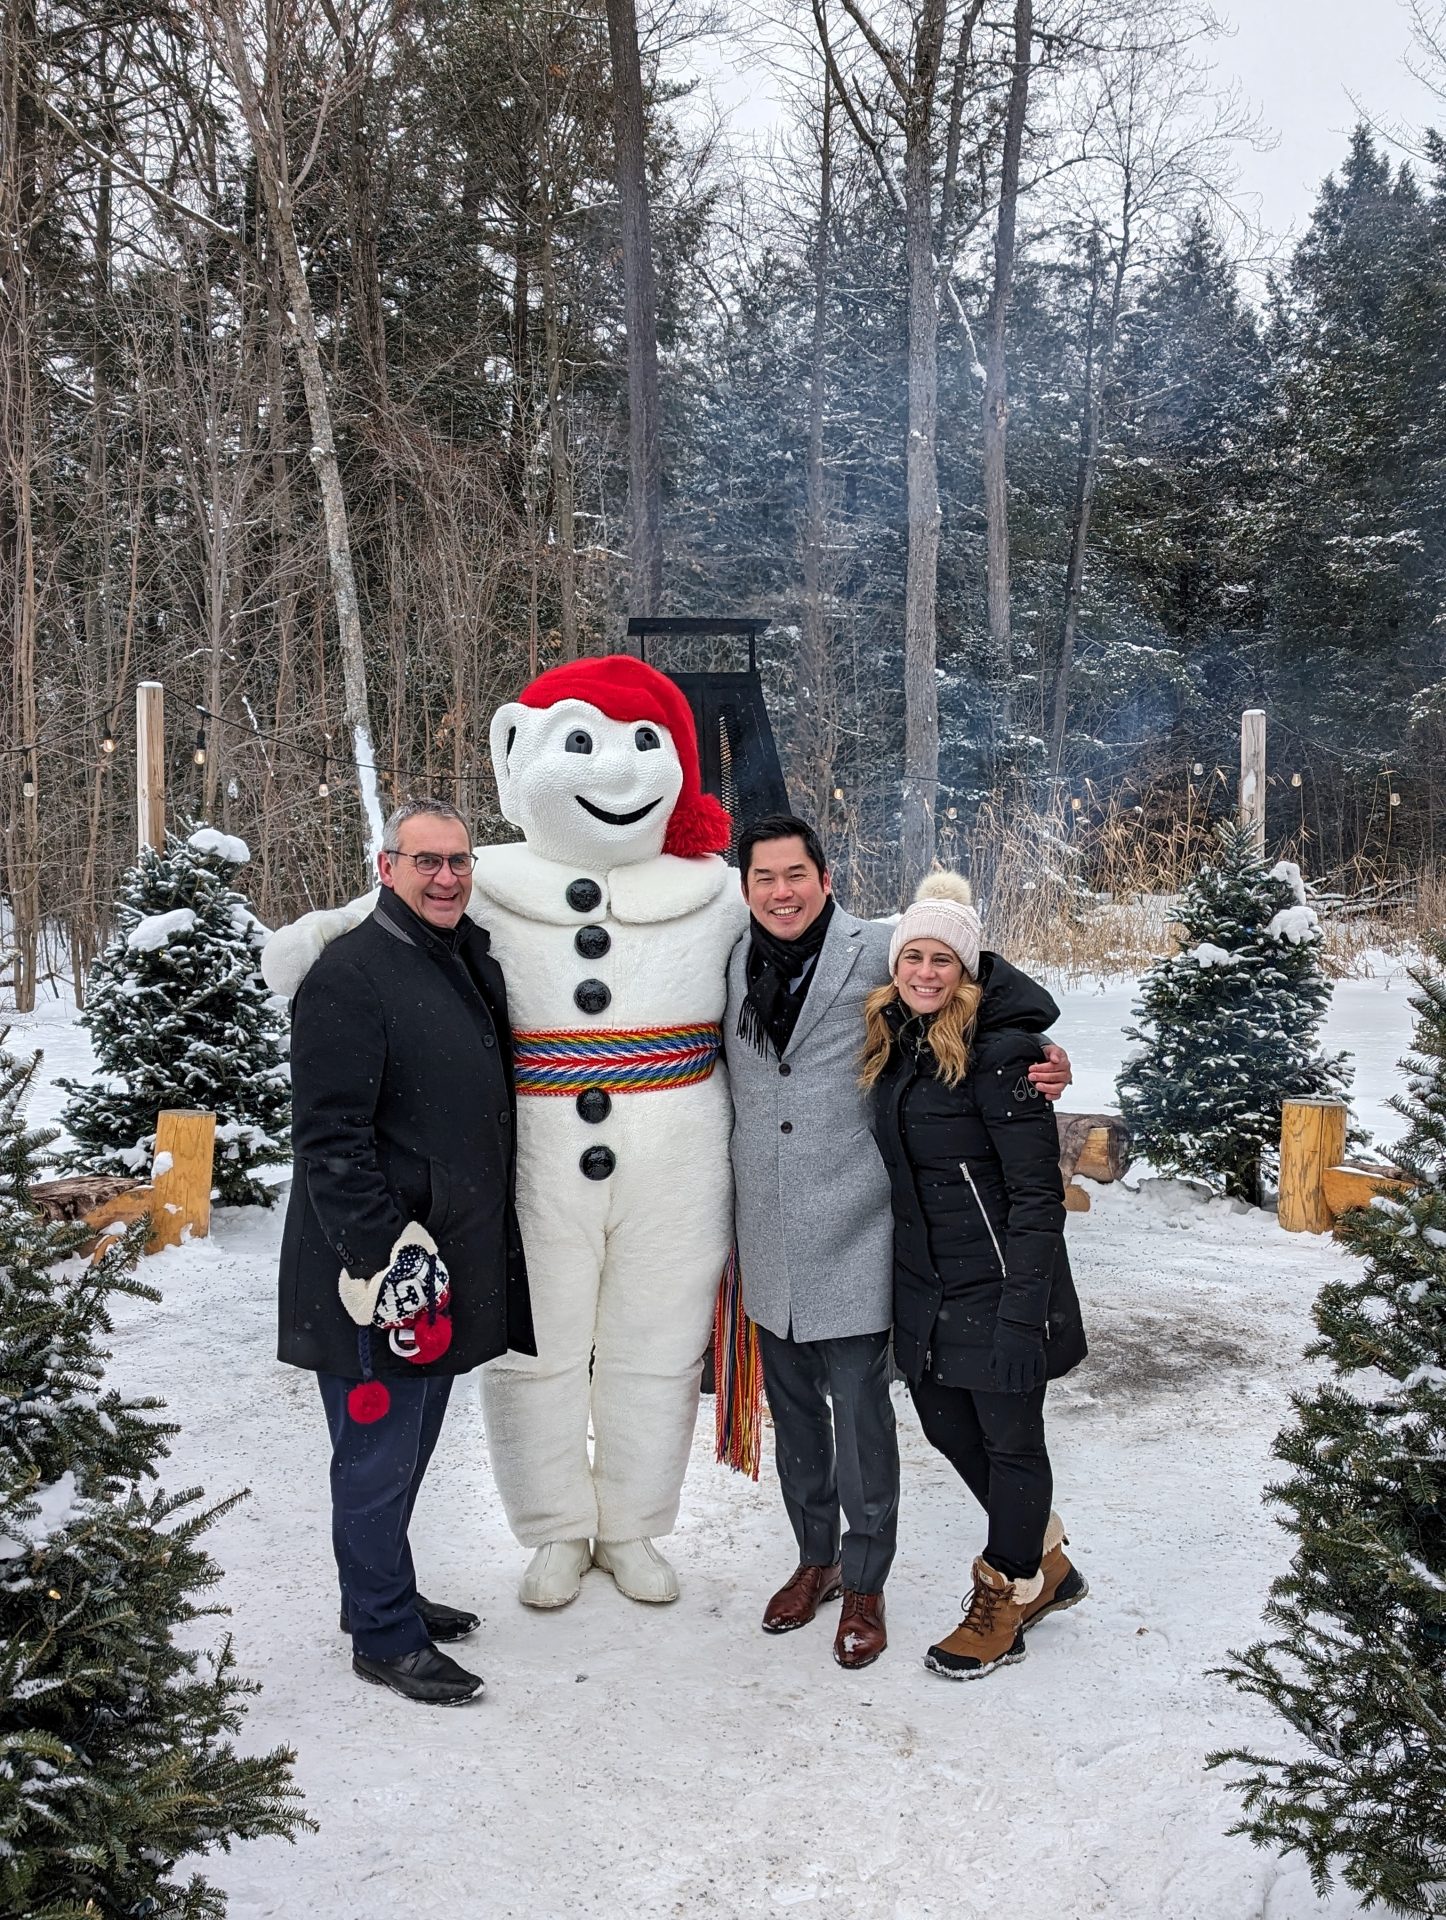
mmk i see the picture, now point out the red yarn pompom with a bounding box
[347,1379,391,1424]
[663,790,732,859]
[409,1311,453,1365]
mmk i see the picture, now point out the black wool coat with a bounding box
[278,888,536,1378]
[870,953,1087,1391]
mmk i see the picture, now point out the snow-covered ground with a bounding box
[6,970,1422,1919]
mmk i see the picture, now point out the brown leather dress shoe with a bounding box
[833,1589,887,1669]
[762,1561,843,1633]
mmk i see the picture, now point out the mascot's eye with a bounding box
[565,729,593,755]
[635,726,661,751]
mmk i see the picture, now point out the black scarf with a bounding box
[737,897,837,1058]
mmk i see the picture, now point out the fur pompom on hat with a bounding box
[517,655,731,858]
[888,871,983,980]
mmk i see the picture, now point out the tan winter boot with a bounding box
[925,1556,1044,1681]
[1022,1511,1089,1632]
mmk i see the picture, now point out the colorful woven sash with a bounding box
[512,1022,722,1097]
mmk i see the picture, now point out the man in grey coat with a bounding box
[724,815,1070,1669]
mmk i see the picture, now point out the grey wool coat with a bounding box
[724,907,894,1341]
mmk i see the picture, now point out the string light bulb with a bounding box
[318,738,330,799]
[22,758,36,799]
[1390,791,1401,808]
[192,727,207,769]
[100,728,117,755]
[1291,772,1302,788]
[1070,796,1083,814]
[1192,762,1204,777]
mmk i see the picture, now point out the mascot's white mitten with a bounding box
[262,892,376,999]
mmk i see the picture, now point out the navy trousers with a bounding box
[316,1371,453,1659]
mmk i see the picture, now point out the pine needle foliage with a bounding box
[59,830,290,1207]
[1116,819,1351,1201]
[1209,935,1446,1915]
[0,1035,312,1917]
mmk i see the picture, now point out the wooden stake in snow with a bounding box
[1240,708,1266,858]
[137,681,165,854]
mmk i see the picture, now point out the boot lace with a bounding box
[957,1571,1007,1639]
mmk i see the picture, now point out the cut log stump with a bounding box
[1055,1110,1132,1215]
[1278,1099,1348,1233]
[29,1110,217,1260]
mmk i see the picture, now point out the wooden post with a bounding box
[147,1110,216,1250]
[1279,1098,1347,1233]
[137,680,165,854]
[1240,708,1266,857]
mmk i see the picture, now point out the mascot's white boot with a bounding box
[519,1538,593,1609]
[263,656,745,1610]
[592,1538,679,1604]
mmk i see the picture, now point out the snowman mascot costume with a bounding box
[263,657,746,1610]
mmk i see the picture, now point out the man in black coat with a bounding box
[279,798,535,1705]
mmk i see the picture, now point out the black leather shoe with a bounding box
[352,1642,484,1705]
[340,1594,481,1643]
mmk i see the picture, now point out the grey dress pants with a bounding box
[756,1324,899,1594]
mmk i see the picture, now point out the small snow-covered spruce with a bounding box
[0,1035,311,1917]
[1116,820,1350,1202]
[1208,933,1446,1913]
[59,828,290,1207]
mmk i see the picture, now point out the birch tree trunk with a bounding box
[798,82,837,827]
[1,0,41,1009]
[981,0,1033,751]
[899,0,949,896]
[205,0,385,860]
[605,0,664,620]
[1049,222,1128,778]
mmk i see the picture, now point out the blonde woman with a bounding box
[863,875,1089,1680]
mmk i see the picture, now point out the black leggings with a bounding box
[908,1375,1052,1582]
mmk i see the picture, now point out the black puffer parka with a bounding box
[870,953,1087,1391]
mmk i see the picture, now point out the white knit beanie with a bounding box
[888,872,983,979]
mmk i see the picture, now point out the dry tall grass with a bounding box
[953,789,1443,982]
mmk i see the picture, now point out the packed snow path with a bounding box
[13,973,1416,1918]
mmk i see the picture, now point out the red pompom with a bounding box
[663,790,732,859]
[409,1311,453,1365]
[347,1379,391,1424]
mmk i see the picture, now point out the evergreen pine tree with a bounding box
[1210,934,1446,1915]
[1116,819,1351,1201]
[60,829,290,1207]
[0,1035,311,1916]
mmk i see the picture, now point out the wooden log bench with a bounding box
[1055,1110,1132,1214]
[1279,1097,1410,1232]
[30,1110,218,1259]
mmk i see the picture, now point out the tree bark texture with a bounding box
[605,0,664,621]
[899,0,949,897]
[982,0,1032,748]
[209,0,385,859]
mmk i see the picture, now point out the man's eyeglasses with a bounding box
[385,850,477,877]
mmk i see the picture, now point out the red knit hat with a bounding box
[517,655,731,858]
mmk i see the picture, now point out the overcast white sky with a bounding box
[681,0,1446,253]
[1218,0,1443,243]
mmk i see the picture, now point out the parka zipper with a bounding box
[958,1160,1007,1276]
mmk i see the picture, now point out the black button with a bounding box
[482,1032,495,1048]
[778,1063,791,1076]
[580,1145,616,1180]
[497,1109,511,1127]
[566,878,603,913]
[577,1088,611,1124]
[575,924,611,960]
[780,1121,793,1134]
[574,978,611,1015]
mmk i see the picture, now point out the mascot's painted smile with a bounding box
[576,795,662,826]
